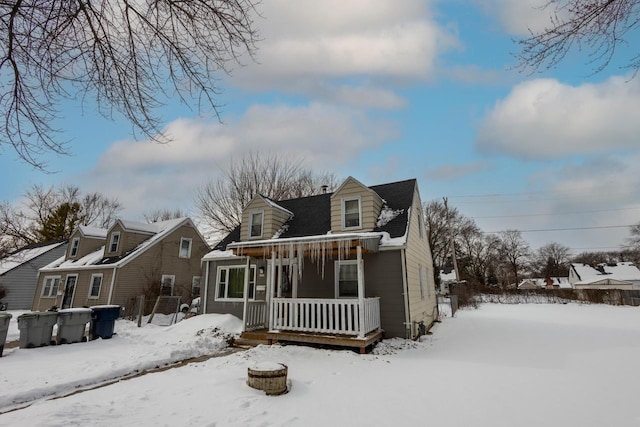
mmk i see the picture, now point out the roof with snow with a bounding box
[518,277,571,289]
[213,179,416,252]
[439,269,458,283]
[42,218,197,271]
[0,241,67,275]
[570,262,640,285]
[78,225,108,239]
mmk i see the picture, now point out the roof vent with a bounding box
[321,185,328,194]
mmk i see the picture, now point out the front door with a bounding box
[61,275,77,309]
[268,261,297,299]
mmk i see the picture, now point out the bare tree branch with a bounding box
[516,0,640,75]
[0,0,259,168]
[196,151,339,236]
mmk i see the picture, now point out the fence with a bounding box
[451,284,640,308]
[126,295,183,326]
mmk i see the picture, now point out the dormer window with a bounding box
[249,211,263,238]
[69,237,80,257]
[342,197,361,229]
[109,232,120,253]
[179,237,192,258]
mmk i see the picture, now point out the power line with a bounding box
[483,224,634,234]
[472,206,640,219]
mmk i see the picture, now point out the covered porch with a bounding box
[227,233,384,351]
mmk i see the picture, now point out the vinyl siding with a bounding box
[330,178,383,233]
[403,187,437,338]
[32,223,209,312]
[105,224,153,258]
[68,229,104,260]
[110,224,209,308]
[203,257,267,318]
[32,267,115,311]
[203,252,407,338]
[240,197,291,241]
[0,244,67,310]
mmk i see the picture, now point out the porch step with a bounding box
[235,329,271,348]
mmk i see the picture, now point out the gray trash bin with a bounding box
[18,312,59,348]
[0,312,12,357]
[57,308,92,344]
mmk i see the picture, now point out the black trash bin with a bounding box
[89,305,121,340]
[57,308,92,344]
[0,312,12,356]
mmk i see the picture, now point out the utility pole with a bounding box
[443,197,460,282]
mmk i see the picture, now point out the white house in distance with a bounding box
[517,277,572,290]
[437,268,459,294]
[569,262,640,290]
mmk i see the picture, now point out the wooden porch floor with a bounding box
[237,328,384,354]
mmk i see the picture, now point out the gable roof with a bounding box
[0,240,67,276]
[214,178,416,251]
[570,262,640,284]
[42,218,205,271]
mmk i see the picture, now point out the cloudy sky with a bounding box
[2,0,640,252]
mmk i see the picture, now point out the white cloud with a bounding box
[233,0,455,93]
[476,76,640,159]
[81,103,396,219]
[476,0,562,36]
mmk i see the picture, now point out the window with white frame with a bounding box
[418,208,424,239]
[109,232,120,253]
[192,276,201,296]
[160,275,175,296]
[216,266,256,300]
[419,264,424,300]
[41,276,61,298]
[179,237,192,258]
[335,260,358,298]
[342,197,361,229]
[69,237,80,257]
[249,211,263,238]
[89,274,103,299]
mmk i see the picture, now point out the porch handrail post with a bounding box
[357,245,365,338]
[242,256,250,332]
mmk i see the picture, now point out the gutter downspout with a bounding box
[400,249,411,339]
[107,266,117,304]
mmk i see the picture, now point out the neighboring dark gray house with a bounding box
[201,177,437,353]
[0,241,67,310]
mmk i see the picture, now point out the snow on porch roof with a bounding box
[226,232,384,256]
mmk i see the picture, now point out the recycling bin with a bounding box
[0,312,12,356]
[89,305,121,340]
[18,311,59,348]
[56,308,92,344]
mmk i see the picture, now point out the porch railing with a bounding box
[269,297,381,337]
[244,301,268,331]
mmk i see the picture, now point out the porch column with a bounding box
[277,255,283,298]
[241,256,250,332]
[268,251,276,330]
[357,245,365,338]
[292,262,298,299]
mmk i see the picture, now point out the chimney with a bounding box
[321,185,328,194]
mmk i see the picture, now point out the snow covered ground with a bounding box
[2,303,640,426]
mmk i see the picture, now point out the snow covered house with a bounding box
[201,177,437,353]
[569,262,640,290]
[517,277,571,290]
[31,218,209,311]
[438,268,459,294]
[0,241,67,310]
